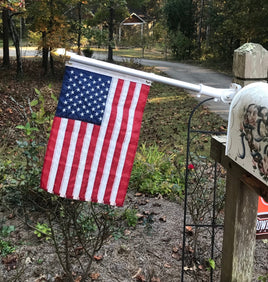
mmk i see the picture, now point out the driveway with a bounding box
[92,52,232,120]
[0,46,40,58]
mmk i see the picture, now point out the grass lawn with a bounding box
[89,47,171,60]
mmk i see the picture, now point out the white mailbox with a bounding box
[226,82,268,185]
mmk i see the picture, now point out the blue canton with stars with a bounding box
[55,66,111,125]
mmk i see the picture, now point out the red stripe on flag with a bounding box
[53,119,75,195]
[79,125,100,201]
[103,81,136,205]
[40,117,61,191]
[91,79,124,203]
[65,121,87,198]
[115,84,150,206]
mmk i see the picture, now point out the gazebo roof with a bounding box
[120,13,146,25]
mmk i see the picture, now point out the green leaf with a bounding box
[1,225,15,237]
[34,88,41,95]
[39,94,44,103]
[16,125,26,129]
[30,99,39,107]
[51,93,58,102]
[208,258,216,270]
[25,122,31,129]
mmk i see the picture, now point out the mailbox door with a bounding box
[226,82,268,185]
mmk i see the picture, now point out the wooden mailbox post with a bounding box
[211,43,268,282]
[211,135,267,281]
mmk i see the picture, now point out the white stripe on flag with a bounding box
[110,83,142,205]
[47,118,68,193]
[72,123,94,199]
[59,120,81,197]
[84,77,118,201]
[97,80,130,203]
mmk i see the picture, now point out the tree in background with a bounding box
[141,0,168,56]
[1,0,25,74]
[92,0,128,62]
[1,0,267,69]
[66,1,95,55]
[208,0,268,60]
[1,6,10,67]
[26,0,72,74]
[164,0,196,59]
[163,0,268,63]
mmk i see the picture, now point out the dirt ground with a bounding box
[0,59,267,281]
[0,190,267,282]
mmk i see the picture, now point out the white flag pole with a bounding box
[52,49,241,103]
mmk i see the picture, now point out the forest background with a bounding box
[1,0,268,75]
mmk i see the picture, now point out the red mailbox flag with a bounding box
[256,197,268,239]
[41,62,151,206]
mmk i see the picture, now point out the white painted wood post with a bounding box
[233,43,268,86]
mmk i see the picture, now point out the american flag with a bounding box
[41,61,151,206]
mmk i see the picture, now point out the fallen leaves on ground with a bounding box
[90,272,100,280]
[185,226,194,236]
[2,254,18,271]
[93,254,103,261]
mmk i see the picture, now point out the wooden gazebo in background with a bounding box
[119,13,146,42]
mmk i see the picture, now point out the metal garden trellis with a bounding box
[181,97,227,281]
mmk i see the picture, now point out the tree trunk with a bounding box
[2,8,10,67]
[206,0,211,48]
[197,0,204,56]
[108,1,114,62]
[9,15,22,75]
[77,1,82,55]
[42,31,49,74]
[49,0,55,74]
[50,50,55,76]
[187,0,194,58]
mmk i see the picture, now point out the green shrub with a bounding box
[130,144,184,197]
[258,274,268,282]
[0,239,15,257]
[83,47,93,58]
[1,225,15,238]
[0,225,16,257]
[1,86,57,210]
[34,222,52,240]
[169,30,193,60]
[123,208,138,227]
